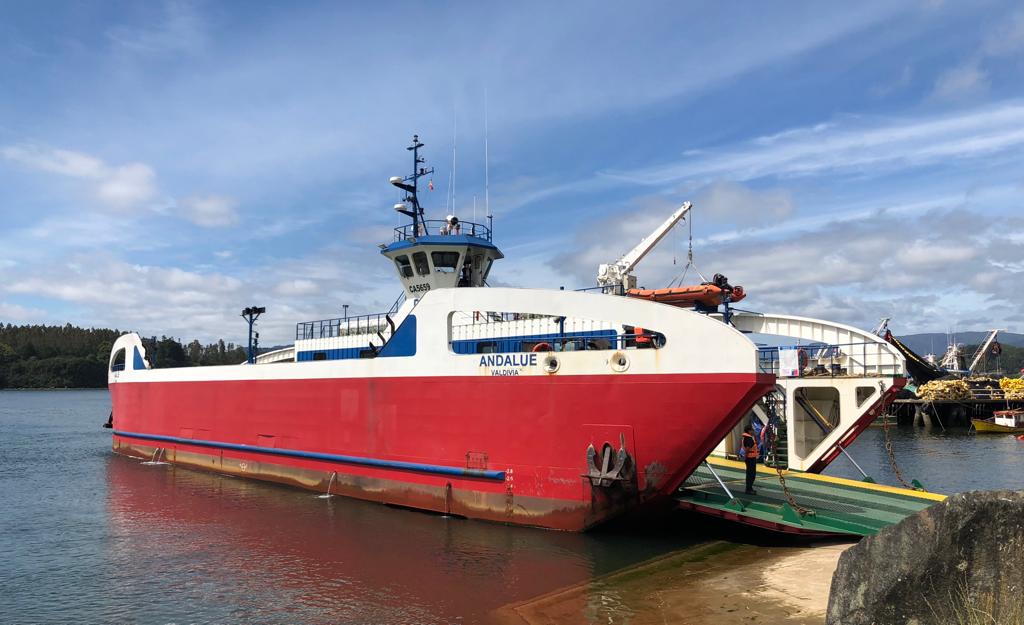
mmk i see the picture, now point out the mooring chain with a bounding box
[769,415,812,517]
[881,406,918,490]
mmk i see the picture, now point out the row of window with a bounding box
[393,251,492,281]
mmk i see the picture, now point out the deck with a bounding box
[675,457,945,537]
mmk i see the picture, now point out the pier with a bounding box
[890,398,1024,427]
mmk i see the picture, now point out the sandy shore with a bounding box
[493,540,852,625]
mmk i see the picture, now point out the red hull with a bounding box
[111,373,774,530]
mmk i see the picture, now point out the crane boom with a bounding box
[597,201,692,291]
[968,329,1001,373]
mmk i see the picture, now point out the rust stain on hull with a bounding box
[113,439,637,531]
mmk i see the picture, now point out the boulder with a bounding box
[827,490,1024,625]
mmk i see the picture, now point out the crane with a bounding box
[968,329,1002,374]
[596,202,692,292]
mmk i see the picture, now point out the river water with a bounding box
[1,390,1021,625]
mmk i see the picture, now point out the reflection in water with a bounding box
[103,447,695,624]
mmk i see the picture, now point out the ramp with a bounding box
[676,457,945,537]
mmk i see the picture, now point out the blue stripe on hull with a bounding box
[112,430,506,481]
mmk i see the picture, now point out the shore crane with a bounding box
[596,202,692,292]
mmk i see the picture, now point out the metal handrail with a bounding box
[758,340,902,377]
[393,220,492,242]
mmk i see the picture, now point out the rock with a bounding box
[827,490,1024,625]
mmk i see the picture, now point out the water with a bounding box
[826,425,1024,492]
[2,391,1021,625]
[0,390,695,625]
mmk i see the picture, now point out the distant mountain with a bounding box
[896,332,1024,356]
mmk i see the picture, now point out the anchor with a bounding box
[586,433,633,487]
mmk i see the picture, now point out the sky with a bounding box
[2,0,1024,345]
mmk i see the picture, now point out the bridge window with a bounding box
[111,348,126,372]
[412,252,430,276]
[856,386,876,406]
[431,251,461,274]
[394,255,413,278]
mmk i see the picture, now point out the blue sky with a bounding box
[2,0,1023,343]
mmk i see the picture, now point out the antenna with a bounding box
[450,107,457,214]
[391,135,434,234]
[484,87,490,220]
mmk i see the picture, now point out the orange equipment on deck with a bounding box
[627,284,745,307]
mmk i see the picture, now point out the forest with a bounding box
[0,323,249,389]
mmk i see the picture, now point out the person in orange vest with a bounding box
[741,425,759,495]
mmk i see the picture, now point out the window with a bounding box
[793,387,840,458]
[856,386,876,407]
[431,251,460,273]
[313,351,327,361]
[111,348,126,372]
[412,252,430,276]
[475,341,498,354]
[394,255,413,278]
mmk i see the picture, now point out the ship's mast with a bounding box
[391,135,434,235]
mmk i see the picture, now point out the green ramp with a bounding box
[676,457,945,537]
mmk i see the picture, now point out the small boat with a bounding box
[972,410,1024,433]
[627,281,745,308]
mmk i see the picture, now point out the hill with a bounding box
[896,332,1024,356]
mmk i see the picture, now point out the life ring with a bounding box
[532,342,553,352]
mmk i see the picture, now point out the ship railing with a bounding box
[451,331,663,354]
[758,341,904,378]
[297,312,392,341]
[393,220,492,242]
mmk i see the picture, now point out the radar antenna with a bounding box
[390,135,435,235]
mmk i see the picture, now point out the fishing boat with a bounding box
[972,410,1024,434]
[106,135,775,531]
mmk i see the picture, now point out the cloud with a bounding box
[0,301,47,322]
[931,8,1024,101]
[1,144,157,210]
[601,102,1024,187]
[981,9,1024,56]
[96,163,157,209]
[274,279,319,297]
[694,181,794,226]
[932,61,989,100]
[547,201,1024,333]
[179,195,239,227]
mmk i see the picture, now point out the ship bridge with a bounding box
[381,134,503,298]
[382,220,503,298]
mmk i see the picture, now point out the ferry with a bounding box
[106,136,775,531]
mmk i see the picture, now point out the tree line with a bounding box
[0,323,249,389]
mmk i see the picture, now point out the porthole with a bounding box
[610,351,629,373]
[543,355,560,374]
